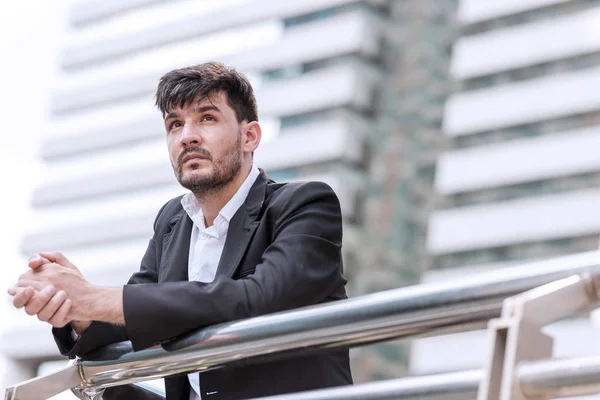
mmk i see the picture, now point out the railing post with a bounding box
[477,317,553,400]
[477,274,600,400]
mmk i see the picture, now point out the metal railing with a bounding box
[253,356,600,400]
[5,251,600,400]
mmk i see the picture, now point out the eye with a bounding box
[168,121,182,131]
[202,115,216,122]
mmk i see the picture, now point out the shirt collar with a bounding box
[181,165,260,229]
[220,164,260,221]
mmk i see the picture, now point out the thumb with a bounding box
[39,252,75,269]
[28,254,52,269]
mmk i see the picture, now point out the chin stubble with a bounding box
[175,133,242,197]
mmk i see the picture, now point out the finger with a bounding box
[38,290,67,322]
[16,279,47,291]
[39,252,74,269]
[8,286,26,296]
[6,287,32,296]
[49,298,72,328]
[31,261,62,275]
[24,285,57,316]
[28,254,51,269]
[12,287,35,308]
[27,261,60,275]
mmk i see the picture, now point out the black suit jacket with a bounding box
[53,170,353,399]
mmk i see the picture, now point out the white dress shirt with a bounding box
[180,165,260,400]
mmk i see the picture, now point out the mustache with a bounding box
[177,147,212,165]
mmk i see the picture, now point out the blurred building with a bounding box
[5,0,600,395]
[415,0,600,377]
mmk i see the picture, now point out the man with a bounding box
[8,62,353,399]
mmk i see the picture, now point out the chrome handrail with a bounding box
[518,355,600,398]
[255,369,483,400]
[254,356,600,400]
[5,251,600,400]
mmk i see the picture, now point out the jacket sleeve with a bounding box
[52,201,171,358]
[123,182,346,350]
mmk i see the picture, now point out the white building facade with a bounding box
[417,0,600,383]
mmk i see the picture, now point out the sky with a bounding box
[0,0,65,321]
[0,0,68,387]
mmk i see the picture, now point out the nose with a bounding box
[180,123,202,146]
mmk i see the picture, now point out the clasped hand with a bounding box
[7,252,92,331]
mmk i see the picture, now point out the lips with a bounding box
[181,154,209,164]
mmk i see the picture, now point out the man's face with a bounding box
[164,92,243,195]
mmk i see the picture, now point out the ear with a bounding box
[242,121,262,154]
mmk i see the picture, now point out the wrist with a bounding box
[71,320,91,335]
[73,283,101,321]
[79,286,125,325]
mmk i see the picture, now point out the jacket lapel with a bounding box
[216,169,270,278]
[160,209,193,282]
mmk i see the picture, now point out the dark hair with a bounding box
[155,62,258,122]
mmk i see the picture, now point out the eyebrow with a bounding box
[195,105,221,114]
[164,105,221,121]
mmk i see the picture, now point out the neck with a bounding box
[196,164,252,227]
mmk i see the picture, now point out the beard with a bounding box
[174,132,242,197]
